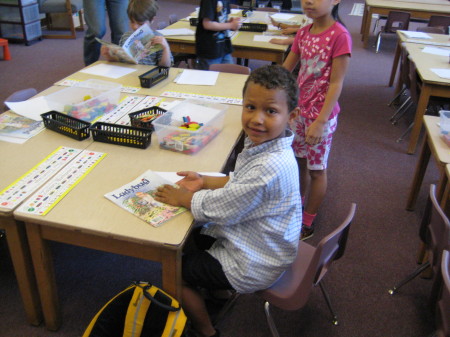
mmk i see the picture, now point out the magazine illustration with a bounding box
[105,170,186,227]
[0,112,44,139]
[96,23,162,64]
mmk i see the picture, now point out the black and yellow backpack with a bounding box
[83,281,187,337]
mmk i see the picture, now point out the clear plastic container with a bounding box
[439,110,450,135]
[45,79,122,122]
[153,99,227,154]
[0,4,40,23]
[0,21,41,40]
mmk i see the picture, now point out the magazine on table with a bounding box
[0,112,44,139]
[104,170,186,227]
[96,23,162,64]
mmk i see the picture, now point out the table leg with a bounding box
[362,8,373,48]
[441,179,450,215]
[406,136,431,211]
[389,41,401,87]
[407,85,430,155]
[2,218,42,326]
[360,2,367,35]
[435,167,448,207]
[161,248,182,302]
[25,222,61,331]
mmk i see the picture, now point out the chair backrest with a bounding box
[427,185,450,268]
[384,11,410,33]
[169,14,179,25]
[313,203,356,283]
[260,203,356,311]
[408,58,420,105]
[157,21,168,30]
[39,0,82,14]
[209,63,251,75]
[436,249,450,337]
[416,26,446,34]
[428,15,450,34]
[400,45,411,89]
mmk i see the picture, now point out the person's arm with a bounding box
[175,171,229,192]
[202,17,240,31]
[100,45,120,62]
[280,27,299,35]
[154,173,230,209]
[282,50,299,72]
[305,54,350,145]
[150,35,172,67]
[269,17,299,31]
[269,37,294,45]
[154,185,194,209]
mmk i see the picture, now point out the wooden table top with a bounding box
[366,0,450,12]
[56,62,248,99]
[424,115,450,164]
[398,30,450,46]
[403,42,450,85]
[163,18,291,53]
[11,64,247,247]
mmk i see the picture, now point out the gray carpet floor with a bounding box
[0,0,444,336]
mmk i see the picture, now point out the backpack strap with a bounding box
[133,281,180,312]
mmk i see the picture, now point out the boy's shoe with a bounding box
[300,224,314,241]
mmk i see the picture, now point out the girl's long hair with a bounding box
[332,3,345,26]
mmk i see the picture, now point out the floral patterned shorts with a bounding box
[290,115,338,170]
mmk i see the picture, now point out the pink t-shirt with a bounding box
[291,22,352,119]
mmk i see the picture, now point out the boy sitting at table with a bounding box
[100,0,173,67]
[154,64,302,337]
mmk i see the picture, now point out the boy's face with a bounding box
[242,82,297,146]
[130,20,151,31]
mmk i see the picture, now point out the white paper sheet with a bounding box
[156,171,226,184]
[175,69,219,86]
[422,46,450,57]
[430,68,450,79]
[254,35,288,42]
[157,28,195,36]
[0,135,28,144]
[5,96,52,121]
[79,64,136,79]
[270,13,296,21]
[400,30,431,39]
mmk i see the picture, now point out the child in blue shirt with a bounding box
[100,0,172,66]
[155,65,302,337]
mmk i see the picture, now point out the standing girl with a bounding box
[283,0,352,240]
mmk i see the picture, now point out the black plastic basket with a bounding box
[41,111,91,141]
[239,22,267,32]
[139,66,169,88]
[128,106,167,130]
[89,122,152,149]
[189,17,198,26]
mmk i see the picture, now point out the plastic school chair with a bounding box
[428,15,450,34]
[0,38,11,60]
[209,63,251,75]
[212,204,357,337]
[435,250,450,337]
[259,203,356,337]
[374,11,410,53]
[388,185,450,295]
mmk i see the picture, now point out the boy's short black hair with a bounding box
[127,0,159,23]
[243,65,298,112]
